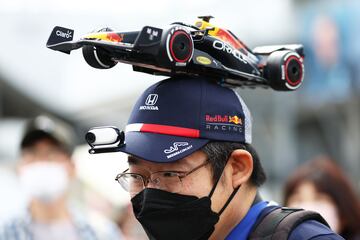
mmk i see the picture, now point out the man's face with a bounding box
[17,138,75,203]
[126,147,256,240]
[128,150,231,213]
[19,138,74,177]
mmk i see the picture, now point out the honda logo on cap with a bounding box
[145,94,158,106]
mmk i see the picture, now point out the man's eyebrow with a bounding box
[168,157,193,171]
[127,155,195,170]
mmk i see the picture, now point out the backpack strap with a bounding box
[248,207,330,240]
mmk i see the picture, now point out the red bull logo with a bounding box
[216,29,244,50]
[206,114,228,123]
[83,32,124,42]
[106,33,123,42]
[205,114,242,125]
[229,115,242,125]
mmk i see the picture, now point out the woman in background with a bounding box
[283,156,360,240]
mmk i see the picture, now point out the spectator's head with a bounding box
[312,15,340,67]
[114,77,266,239]
[117,77,266,193]
[18,115,76,204]
[283,156,360,238]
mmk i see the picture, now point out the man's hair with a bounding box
[201,141,266,187]
[21,130,70,156]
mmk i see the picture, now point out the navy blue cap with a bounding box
[119,77,252,163]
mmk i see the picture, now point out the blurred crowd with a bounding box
[0,115,148,240]
[295,2,360,167]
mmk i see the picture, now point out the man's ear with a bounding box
[228,149,253,188]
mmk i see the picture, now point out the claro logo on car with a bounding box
[56,30,72,39]
[213,40,247,64]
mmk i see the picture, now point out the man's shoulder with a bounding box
[289,220,344,240]
[250,205,344,240]
[0,214,29,228]
[0,215,30,240]
[73,210,123,240]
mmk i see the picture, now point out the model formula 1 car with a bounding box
[47,16,304,91]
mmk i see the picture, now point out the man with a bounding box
[0,115,123,240]
[102,77,344,239]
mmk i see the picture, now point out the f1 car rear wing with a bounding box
[252,44,304,57]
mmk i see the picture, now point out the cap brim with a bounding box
[118,132,209,163]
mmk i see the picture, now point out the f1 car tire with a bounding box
[165,27,194,64]
[82,46,117,69]
[265,50,304,91]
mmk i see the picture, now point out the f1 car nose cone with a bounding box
[169,30,193,63]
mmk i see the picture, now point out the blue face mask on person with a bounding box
[131,172,240,240]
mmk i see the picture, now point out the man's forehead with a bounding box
[22,138,61,151]
[21,138,70,159]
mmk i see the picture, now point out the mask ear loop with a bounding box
[207,159,241,216]
[218,186,240,216]
[208,169,224,198]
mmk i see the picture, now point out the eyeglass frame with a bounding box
[115,160,210,192]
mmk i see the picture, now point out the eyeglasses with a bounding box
[115,161,209,195]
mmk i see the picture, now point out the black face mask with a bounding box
[131,171,240,240]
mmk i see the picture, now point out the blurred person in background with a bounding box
[283,156,360,240]
[302,14,357,104]
[295,10,360,172]
[0,115,123,240]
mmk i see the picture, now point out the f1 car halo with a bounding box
[47,16,305,91]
